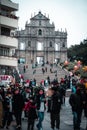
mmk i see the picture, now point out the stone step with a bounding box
[19,64,69,84]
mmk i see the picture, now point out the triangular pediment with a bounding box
[31,11,49,20]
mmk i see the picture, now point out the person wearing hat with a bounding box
[48,87,62,130]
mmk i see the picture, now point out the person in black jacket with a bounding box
[69,84,85,130]
[13,88,24,129]
[2,92,13,129]
[48,87,62,130]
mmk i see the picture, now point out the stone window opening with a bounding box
[39,21,41,26]
[20,42,25,50]
[28,41,31,47]
[38,29,42,35]
[37,42,43,50]
[49,41,52,47]
[62,43,65,47]
[55,43,58,51]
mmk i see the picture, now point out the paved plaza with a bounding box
[1,63,85,130]
[18,63,86,130]
[1,97,86,130]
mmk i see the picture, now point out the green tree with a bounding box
[67,39,87,65]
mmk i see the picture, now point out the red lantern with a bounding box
[77,60,81,64]
[64,61,69,65]
[74,65,78,71]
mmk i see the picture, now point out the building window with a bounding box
[0,46,9,56]
[39,11,42,18]
[18,58,25,64]
[1,27,10,36]
[37,42,43,50]
[39,21,41,26]
[49,41,52,47]
[62,43,65,47]
[28,41,31,47]
[12,50,15,56]
[55,43,58,51]
[20,42,25,50]
[38,29,42,35]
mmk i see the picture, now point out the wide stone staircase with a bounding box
[18,63,69,84]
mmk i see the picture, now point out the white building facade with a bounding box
[0,0,19,84]
[16,11,67,65]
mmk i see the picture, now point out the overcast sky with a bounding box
[12,0,87,47]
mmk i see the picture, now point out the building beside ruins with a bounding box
[0,0,19,84]
[16,11,67,65]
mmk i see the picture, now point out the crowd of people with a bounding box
[0,77,65,130]
[0,64,87,130]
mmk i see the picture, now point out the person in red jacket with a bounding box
[24,96,37,130]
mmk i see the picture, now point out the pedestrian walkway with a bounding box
[1,97,86,130]
[16,64,87,130]
[19,63,69,84]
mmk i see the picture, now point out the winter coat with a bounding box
[3,96,13,112]
[24,101,37,120]
[69,93,83,113]
[12,93,24,112]
[36,94,46,111]
[50,92,62,114]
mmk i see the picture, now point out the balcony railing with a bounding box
[0,54,17,58]
[0,12,18,20]
[0,15,18,28]
[0,35,18,48]
[0,0,18,11]
[0,56,18,67]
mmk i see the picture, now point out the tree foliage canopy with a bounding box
[67,39,87,65]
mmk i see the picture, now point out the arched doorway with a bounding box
[36,57,44,65]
